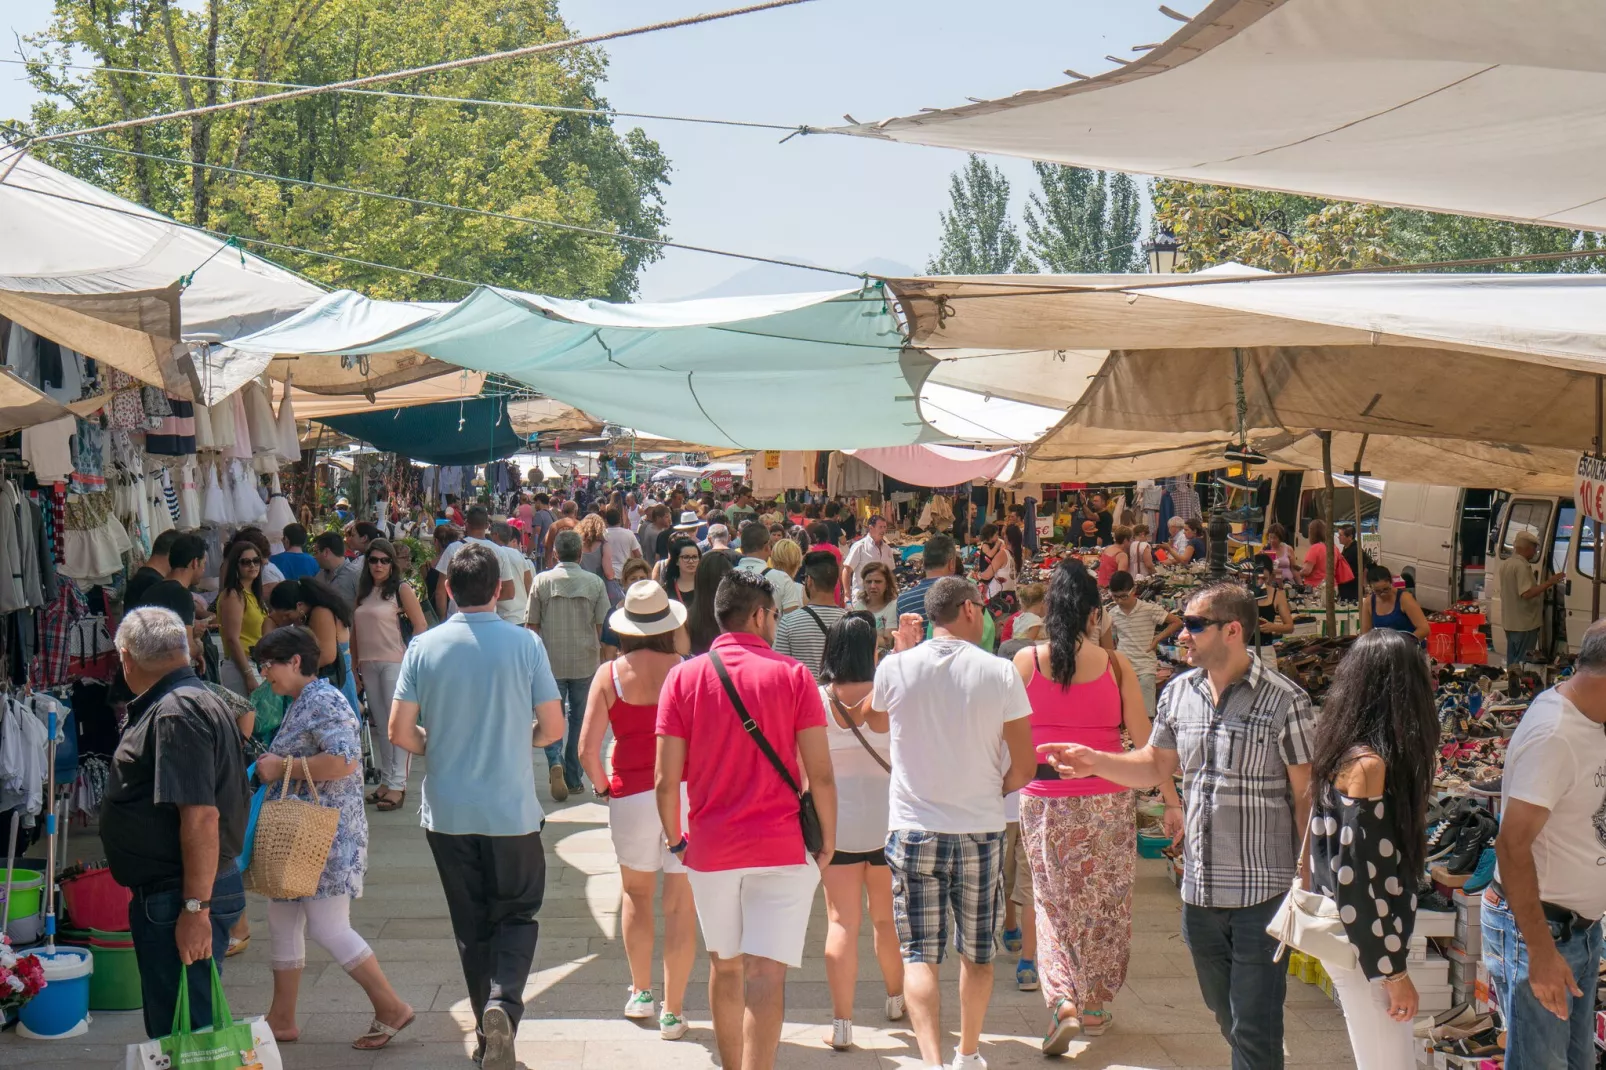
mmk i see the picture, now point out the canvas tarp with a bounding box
[315,395,526,467]
[837,0,1606,230]
[0,151,323,398]
[844,444,1018,486]
[271,371,487,421]
[228,283,936,451]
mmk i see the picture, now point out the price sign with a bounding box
[710,468,733,494]
[1576,453,1606,522]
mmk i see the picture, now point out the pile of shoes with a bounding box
[1272,635,1357,702]
[1416,1003,1503,1060]
[1426,798,1499,893]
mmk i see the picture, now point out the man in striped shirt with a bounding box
[772,551,848,678]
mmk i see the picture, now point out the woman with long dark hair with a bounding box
[1306,629,1437,1069]
[659,537,700,605]
[976,522,1017,596]
[267,577,359,715]
[1012,557,1182,1052]
[1004,522,1024,573]
[218,540,267,695]
[351,538,427,810]
[685,551,735,655]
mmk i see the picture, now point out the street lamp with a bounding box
[1144,230,1179,274]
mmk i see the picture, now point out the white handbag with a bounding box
[1265,821,1358,969]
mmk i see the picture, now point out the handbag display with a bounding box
[1265,820,1358,969]
[246,757,340,900]
[709,650,825,856]
[124,960,283,1070]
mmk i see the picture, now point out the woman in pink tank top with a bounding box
[576,581,695,1038]
[1010,558,1184,1052]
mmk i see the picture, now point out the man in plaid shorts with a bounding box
[869,576,1036,1070]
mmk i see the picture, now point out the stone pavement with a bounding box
[2,765,1356,1069]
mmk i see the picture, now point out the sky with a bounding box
[0,0,1178,300]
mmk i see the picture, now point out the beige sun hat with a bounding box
[610,579,689,637]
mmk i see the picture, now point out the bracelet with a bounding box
[1163,803,1182,809]
[667,836,688,855]
[1381,971,1409,985]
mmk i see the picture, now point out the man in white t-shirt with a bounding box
[601,505,642,579]
[868,576,1035,1070]
[437,506,516,617]
[488,522,535,625]
[1106,571,1182,715]
[1485,621,1606,1069]
[843,516,896,603]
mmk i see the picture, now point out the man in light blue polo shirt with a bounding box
[389,543,564,1070]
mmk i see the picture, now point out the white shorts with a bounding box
[687,861,820,967]
[609,787,689,874]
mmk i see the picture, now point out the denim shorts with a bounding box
[885,829,1004,965]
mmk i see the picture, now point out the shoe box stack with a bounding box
[1442,890,1493,1014]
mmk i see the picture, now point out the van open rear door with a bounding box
[1378,485,1461,611]
[1489,496,1562,663]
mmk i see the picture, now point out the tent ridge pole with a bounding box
[1320,430,1336,637]
[1594,377,1602,622]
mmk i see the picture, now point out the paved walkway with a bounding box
[3,766,1355,1069]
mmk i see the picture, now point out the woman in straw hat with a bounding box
[577,580,696,1041]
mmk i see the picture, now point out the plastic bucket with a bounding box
[60,866,132,932]
[86,942,142,1010]
[15,946,92,1039]
[2,871,42,923]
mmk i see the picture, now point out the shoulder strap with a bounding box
[841,704,892,774]
[609,657,623,699]
[710,650,802,797]
[1108,648,1125,691]
[802,606,830,637]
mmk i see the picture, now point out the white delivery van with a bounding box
[1481,493,1599,662]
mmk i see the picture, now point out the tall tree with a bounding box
[1151,179,1606,274]
[927,154,1030,274]
[12,0,670,301]
[1024,164,1144,272]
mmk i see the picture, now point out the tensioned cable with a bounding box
[50,138,868,280]
[21,0,817,147]
[0,58,826,138]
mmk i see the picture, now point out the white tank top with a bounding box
[820,685,892,854]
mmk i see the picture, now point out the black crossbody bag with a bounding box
[709,650,825,856]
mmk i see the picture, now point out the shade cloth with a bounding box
[315,395,526,466]
[845,444,1017,486]
[838,0,1606,230]
[272,371,487,421]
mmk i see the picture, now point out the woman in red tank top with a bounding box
[1010,558,1185,1053]
[576,581,695,1038]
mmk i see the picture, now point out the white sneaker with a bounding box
[885,993,906,1021]
[623,987,656,1019]
[659,1010,688,1040]
[827,1018,852,1051]
[951,1052,988,1070]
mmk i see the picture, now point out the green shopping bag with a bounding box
[124,961,282,1070]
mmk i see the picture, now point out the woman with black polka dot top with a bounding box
[1306,630,1440,1070]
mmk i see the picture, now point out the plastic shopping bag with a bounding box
[124,960,282,1070]
[235,762,268,877]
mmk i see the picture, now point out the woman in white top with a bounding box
[851,561,899,632]
[1128,523,1156,579]
[818,613,904,1051]
[350,539,427,811]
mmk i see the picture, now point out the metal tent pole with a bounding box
[1352,434,1370,630]
[1320,431,1337,637]
[42,705,57,952]
[1595,377,1603,622]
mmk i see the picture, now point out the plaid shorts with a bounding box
[886,829,1005,965]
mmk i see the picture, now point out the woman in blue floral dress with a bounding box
[253,625,415,1050]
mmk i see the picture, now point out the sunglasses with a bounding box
[238,557,261,566]
[368,556,393,565]
[1181,615,1230,633]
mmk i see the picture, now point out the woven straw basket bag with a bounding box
[248,756,341,899]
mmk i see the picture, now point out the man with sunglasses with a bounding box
[1038,583,1315,1070]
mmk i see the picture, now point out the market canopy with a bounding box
[838,0,1606,229]
[229,284,936,451]
[316,394,526,466]
[845,444,1017,487]
[0,151,323,398]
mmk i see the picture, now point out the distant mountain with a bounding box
[678,256,918,300]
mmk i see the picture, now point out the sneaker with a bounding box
[624,987,656,1019]
[659,1010,688,1040]
[1415,1002,1478,1039]
[1221,505,1265,523]
[884,993,905,1021]
[1215,472,1265,493]
[1418,889,1455,913]
[1468,776,1502,797]
[549,765,569,802]
[1224,443,1268,465]
[1227,530,1262,546]
[1002,926,1022,954]
[827,1018,852,1051]
[952,1052,988,1070]
[1462,848,1497,893]
[1016,958,1039,991]
[480,1004,515,1070]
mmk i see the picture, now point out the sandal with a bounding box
[353,1009,415,1050]
[1081,1009,1113,1036]
[225,935,249,957]
[375,792,406,812]
[1042,997,1081,1055]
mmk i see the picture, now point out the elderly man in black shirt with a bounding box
[102,606,250,1038]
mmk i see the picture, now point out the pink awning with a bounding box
[844,444,1017,487]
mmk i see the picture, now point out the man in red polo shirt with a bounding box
[656,569,837,1070]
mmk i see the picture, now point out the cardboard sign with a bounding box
[1576,453,1606,522]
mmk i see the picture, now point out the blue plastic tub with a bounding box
[16,946,92,1040]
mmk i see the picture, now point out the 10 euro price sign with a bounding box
[1576,453,1606,522]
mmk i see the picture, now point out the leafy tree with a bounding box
[927,154,1031,274]
[1151,179,1606,273]
[1024,163,1143,272]
[12,0,670,301]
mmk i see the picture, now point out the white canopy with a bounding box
[840,0,1606,229]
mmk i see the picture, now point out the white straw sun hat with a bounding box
[610,579,689,637]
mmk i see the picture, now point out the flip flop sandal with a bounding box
[225,935,249,957]
[375,792,406,812]
[1042,997,1081,1055]
[1080,1009,1113,1036]
[353,1011,416,1050]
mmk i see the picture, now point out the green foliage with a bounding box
[1024,164,1143,272]
[927,154,1031,274]
[1152,179,1606,273]
[14,0,670,301]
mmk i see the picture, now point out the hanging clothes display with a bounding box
[275,387,300,462]
[145,394,197,457]
[192,400,216,452]
[21,416,75,484]
[242,380,279,457]
[228,390,254,460]
[61,491,131,585]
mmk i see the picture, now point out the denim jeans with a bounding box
[1180,896,1287,1070]
[127,863,247,1039]
[541,676,591,790]
[1506,627,1540,667]
[1483,891,1603,1069]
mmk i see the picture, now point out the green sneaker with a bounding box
[623,988,656,1019]
[659,1010,689,1040]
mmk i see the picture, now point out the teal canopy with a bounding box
[319,395,525,466]
[232,284,935,450]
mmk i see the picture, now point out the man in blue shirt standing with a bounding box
[389,543,565,1070]
[269,523,321,581]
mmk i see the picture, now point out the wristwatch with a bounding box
[667,836,689,855]
[183,898,210,914]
